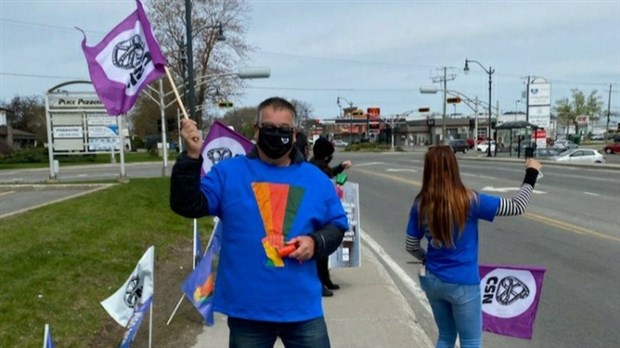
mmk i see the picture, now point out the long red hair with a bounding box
[415,146,472,248]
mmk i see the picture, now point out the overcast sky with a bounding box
[1,0,619,119]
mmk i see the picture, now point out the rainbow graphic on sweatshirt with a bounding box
[252,182,304,267]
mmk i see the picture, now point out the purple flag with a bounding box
[80,0,165,115]
[480,264,547,339]
[200,120,254,175]
[182,221,222,326]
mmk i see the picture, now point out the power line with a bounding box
[0,72,86,80]
[0,17,105,34]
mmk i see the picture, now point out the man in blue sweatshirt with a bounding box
[170,97,348,348]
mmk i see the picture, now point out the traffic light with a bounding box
[352,109,364,117]
[446,97,461,104]
[218,101,233,108]
[157,119,162,132]
[166,118,176,131]
[418,107,430,112]
[469,118,475,129]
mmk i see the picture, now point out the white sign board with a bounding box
[88,125,118,138]
[53,126,84,138]
[329,182,361,268]
[527,81,551,128]
[528,83,551,106]
[88,137,120,151]
[528,106,551,128]
[48,95,104,109]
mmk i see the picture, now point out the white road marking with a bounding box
[355,162,386,167]
[0,191,15,197]
[481,186,547,194]
[583,192,600,197]
[361,230,433,316]
[386,168,418,173]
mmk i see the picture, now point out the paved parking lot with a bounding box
[0,184,114,218]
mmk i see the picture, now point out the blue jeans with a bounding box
[227,316,330,348]
[419,271,482,348]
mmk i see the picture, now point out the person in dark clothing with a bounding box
[170,97,348,348]
[295,132,309,161]
[309,137,352,297]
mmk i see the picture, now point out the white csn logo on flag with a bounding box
[481,268,536,318]
[202,136,251,174]
[95,21,155,96]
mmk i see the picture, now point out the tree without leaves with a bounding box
[553,89,603,135]
[290,99,313,130]
[1,95,46,145]
[145,0,254,128]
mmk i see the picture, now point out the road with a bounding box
[338,151,619,348]
[1,152,619,347]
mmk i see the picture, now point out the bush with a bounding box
[0,147,47,163]
[344,142,391,152]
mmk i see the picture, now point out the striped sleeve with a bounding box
[406,235,426,261]
[496,184,534,216]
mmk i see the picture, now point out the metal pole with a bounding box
[474,96,479,146]
[185,0,197,126]
[605,83,612,143]
[525,76,531,122]
[44,94,56,180]
[487,68,493,157]
[159,79,169,176]
[117,115,127,180]
[442,66,447,144]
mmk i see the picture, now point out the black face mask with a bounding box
[325,155,333,164]
[258,126,294,159]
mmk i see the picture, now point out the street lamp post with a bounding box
[464,58,495,157]
[337,96,355,143]
[144,67,270,175]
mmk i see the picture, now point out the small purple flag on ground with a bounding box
[480,264,547,339]
[182,221,223,326]
[80,0,165,115]
[200,120,254,175]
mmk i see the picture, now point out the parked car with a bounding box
[552,149,606,163]
[534,148,560,158]
[553,139,578,152]
[477,140,496,153]
[332,139,348,147]
[449,139,470,153]
[603,142,620,154]
[590,134,605,141]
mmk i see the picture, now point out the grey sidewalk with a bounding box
[191,246,433,348]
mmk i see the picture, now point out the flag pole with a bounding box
[42,323,49,348]
[167,219,218,326]
[148,302,153,348]
[193,219,199,270]
[164,66,190,120]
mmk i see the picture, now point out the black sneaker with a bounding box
[322,286,334,297]
[325,282,340,290]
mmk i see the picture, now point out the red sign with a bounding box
[367,107,380,117]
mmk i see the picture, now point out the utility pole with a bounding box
[606,84,612,143]
[432,67,456,144]
[524,76,531,122]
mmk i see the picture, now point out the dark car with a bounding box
[449,139,470,153]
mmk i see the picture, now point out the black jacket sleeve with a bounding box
[308,224,345,259]
[169,152,210,218]
[330,163,346,177]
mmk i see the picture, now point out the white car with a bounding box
[552,149,605,163]
[332,139,348,147]
[553,139,578,152]
[477,140,496,153]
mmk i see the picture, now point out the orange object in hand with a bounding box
[278,244,297,258]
